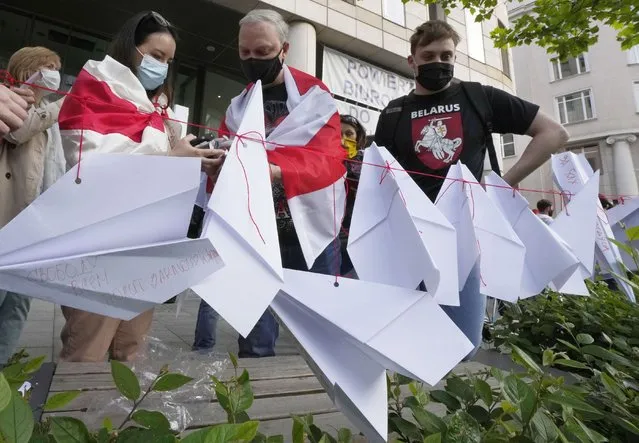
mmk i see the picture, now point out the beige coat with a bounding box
[0,99,62,228]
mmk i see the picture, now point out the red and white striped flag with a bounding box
[215,65,346,268]
[58,55,172,168]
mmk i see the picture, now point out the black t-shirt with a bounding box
[374,83,539,201]
[263,83,296,240]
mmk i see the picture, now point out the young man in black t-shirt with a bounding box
[375,20,568,357]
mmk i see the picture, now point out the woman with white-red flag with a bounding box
[57,11,225,362]
[192,9,347,358]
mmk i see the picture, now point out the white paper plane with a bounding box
[0,154,224,318]
[607,197,639,271]
[192,81,285,337]
[271,292,387,443]
[547,173,600,296]
[280,269,473,387]
[484,173,580,299]
[436,163,526,302]
[348,144,459,305]
[552,152,635,301]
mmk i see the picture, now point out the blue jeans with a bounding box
[193,238,341,357]
[0,291,31,365]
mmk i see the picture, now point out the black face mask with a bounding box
[240,50,283,85]
[415,62,455,92]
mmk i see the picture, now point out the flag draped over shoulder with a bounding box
[217,65,347,268]
[58,55,171,168]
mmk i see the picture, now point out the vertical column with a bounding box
[606,134,639,196]
[286,21,317,76]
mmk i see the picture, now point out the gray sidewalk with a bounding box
[17,292,299,362]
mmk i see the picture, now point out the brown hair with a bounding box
[7,46,61,83]
[410,20,461,55]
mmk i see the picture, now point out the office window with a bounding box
[569,145,601,173]
[465,10,485,63]
[501,134,515,157]
[555,89,595,124]
[497,21,510,78]
[634,81,639,112]
[428,4,446,21]
[627,45,639,65]
[551,54,589,81]
[382,0,405,27]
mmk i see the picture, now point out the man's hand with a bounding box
[269,164,282,183]
[0,85,29,136]
[171,134,227,178]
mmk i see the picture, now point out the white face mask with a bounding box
[35,69,61,95]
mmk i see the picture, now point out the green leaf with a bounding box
[229,353,239,369]
[445,376,474,402]
[389,416,421,442]
[23,356,45,375]
[0,390,34,443]
[152,373,193,392]
[110,360,140,401]
[266,436,284,443]
[576,333,594,345]
[203,422,260,443]
[502,375,536,424]
[0,374,11,413]
[554,359,591,371]
[116,427,175,443]
[97,428,111,443]
[600,372,628,402]
[423,434,442,443]
[474,379,493,406]
[237,372,254,412]
[292,417,305,443]
[337,428,352,443]
[132,410,171,431]
[626,226,639,241]
[556,339,580,353]
[237,370,250,386]
[467,405,490,424]
[103,417,113,432]
[429,390,461,411]
[43,391,82,411]
[511,345,543,374]
[411,407,446,434]
[606,415,639,436]
[531,410,559,442]
[181,427,215,443]
[49,417,92,443]
[581,345,628,364]
[444,411,481,443]
[545,393,603,416]
[542,349,554,366]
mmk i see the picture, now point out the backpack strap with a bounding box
[459,81,501,176]
[377,95,408,149]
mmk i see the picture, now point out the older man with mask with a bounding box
[192,9,346,358]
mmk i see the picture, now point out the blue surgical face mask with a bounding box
[136,49,168,91]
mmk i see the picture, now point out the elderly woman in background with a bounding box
[0,46,64,364]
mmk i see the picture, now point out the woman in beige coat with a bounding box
[0,46,63,364]
[58,11,224,363]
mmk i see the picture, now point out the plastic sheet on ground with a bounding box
[84,336,229,432]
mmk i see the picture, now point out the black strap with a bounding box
[459,81,501,176]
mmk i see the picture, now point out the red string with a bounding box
[234,132,266,244]
[75,97,85,183]
[2,69,635,202]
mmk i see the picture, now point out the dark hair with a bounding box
[537,199,553,212]
[108,11,178,103]
[410,20,461,55]
[340,114,367,149]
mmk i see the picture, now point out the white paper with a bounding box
[271,292,387,443]
[436,163,526,302]
[348,144,458,305]
[552,152,635,301]
[281,269,473,386]
[608,197,639,271]
[192,81,284,337]
[548,174,601,295]
[484,173,580,299]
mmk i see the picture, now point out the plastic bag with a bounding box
[85,336,229,432]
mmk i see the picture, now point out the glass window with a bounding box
[569,145,601,173]
[555,90,595,124]
[501,133,515,157]
[497,21,510,78]
[634,81,639,112]
[174,65,198,125]
[382,0,405,27]
[465,10,485,63]
[551,54,589,81]
[201,70,245,136]
[627,45,639,65]
[0,10,31,70]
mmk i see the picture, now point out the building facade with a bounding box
[1,0,514,167]
[506,1,639,206]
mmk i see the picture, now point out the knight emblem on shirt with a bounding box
[411,111,464,170]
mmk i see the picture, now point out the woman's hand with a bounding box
[171,134,227,177]
[269,164,282,183]
[0,85,29,135]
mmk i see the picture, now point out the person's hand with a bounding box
[171,134,226,178]
[269,164,282,183]
[0,85,29,136]
[11,87,36,107]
